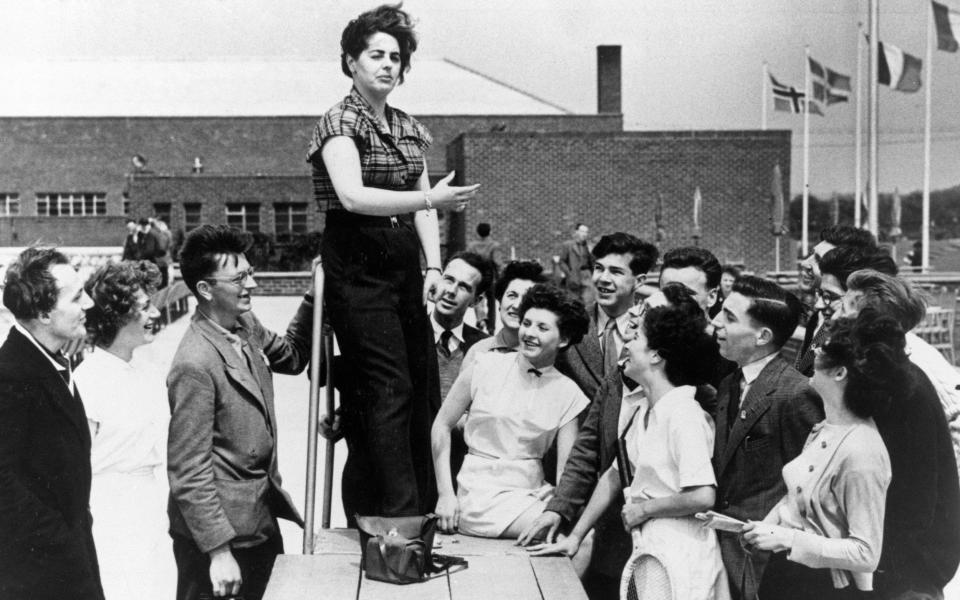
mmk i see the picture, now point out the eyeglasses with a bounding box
[205,268,256,287]
[815,288,843,306]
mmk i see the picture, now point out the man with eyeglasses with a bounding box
[166,225,314,600]
[794,226,877,376]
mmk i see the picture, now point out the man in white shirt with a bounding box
[709,275,823,600]
[0,247,101,600]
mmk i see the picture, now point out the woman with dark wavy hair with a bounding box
[743,309,908,598]
[432,284,590,538]
[528,300,729,598]
[73,261,175,600]
[307,3,480,519]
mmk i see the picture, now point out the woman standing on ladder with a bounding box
[307,3,480,520]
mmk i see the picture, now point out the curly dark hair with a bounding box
[2,247,70,320]
[818,308,911,419]
[494,260,546,301]
[83,261,161,347]
[340,4,418,85]
[642,302,717,387]
[819,246,897,291]
[518,283,590,347]
[179,225,252,295]
[819,225,877,250]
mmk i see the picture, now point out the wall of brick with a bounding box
[0,216,130,246]
[249,273,311,296]
[448,130,793,273]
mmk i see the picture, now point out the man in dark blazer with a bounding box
[0,247,102,600]
[556,232,659,402]
[121,218,140,260]
[167,225,313,600]
[520,283,714,599]
[709,276,823,600]
[136,217,161,267]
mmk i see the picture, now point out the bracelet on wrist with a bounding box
[425,266,442,275]
[423,190,433,212]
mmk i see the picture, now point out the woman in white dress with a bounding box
[529,297,730,599]
[75,261,176,600]
[432,284,590,538]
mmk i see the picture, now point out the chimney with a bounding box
[597,45,622,114]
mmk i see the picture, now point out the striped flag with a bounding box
[808,57,851,107]
[933,1,960,52]
[770,74,822,115]
[878,41,923,92]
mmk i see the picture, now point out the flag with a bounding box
[933,1,960,52]
[808,57,851,107]
[878,41,923,92]
[770,74,821,115]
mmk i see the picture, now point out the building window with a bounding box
[183,203,202,232]
[123,199,130,215]
[225,203,260,233]
[0,194,20,216]
[36,193,106,216]
[152,203,172,226]
[274,202,308,242]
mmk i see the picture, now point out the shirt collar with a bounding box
[490,328,515,351]
[197,309,248,356]
[348,86,393,134]
[596,308,631,338]
[517,352,555,378]
[430,311,465,345]
[742,352,778,385]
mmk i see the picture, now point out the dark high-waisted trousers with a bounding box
[322,211,439,522]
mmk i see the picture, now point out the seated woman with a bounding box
[528,300,729,599]
[744,310,907,599]
[432,283,590,538]
[74,260,177,600]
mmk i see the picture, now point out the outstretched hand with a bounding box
[516,511,562,546]
[524,533,581,558]
[430,171,480,212]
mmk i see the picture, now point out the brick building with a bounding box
[0,49,793,271]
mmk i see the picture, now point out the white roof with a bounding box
[0,58,569,117]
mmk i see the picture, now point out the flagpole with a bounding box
[855,21,864,228]
[802,45,811,256]
[762,62,769,130]
[922,1,933,272]
[868,0,880,236]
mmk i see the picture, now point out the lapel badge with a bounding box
[740,410,747,420]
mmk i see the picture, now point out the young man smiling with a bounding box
[709,276,823,600]
[556,232,658,401]
[166,225,313,600]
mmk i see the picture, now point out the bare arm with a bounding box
[431,364,476,531]
[555,418,579,485]
[622,485,716,528]
[321,137,478,215]
[413,167,442,304]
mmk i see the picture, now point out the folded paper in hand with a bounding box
[695,510,746,532]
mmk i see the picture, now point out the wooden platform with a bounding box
[263,529,588,600]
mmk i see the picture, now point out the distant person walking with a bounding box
[122,219,140,261]
[466,222,502,332]
[558,223,594,305]
[153,218,173,289]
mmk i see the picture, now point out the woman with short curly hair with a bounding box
[73,260,176,600]
[528,299,730,598]
[432,284,590,538]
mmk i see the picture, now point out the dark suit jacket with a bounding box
[122,233,139,261]
[167,300,312,553]
[547,370,719,579]
[137,228,160,264]
[0,328,104,600]
[556,305,604,401]
[712,353,823,599]
[874,363,960,594]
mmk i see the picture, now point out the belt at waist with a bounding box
[325,210,413,229]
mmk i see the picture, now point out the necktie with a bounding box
[527,368,543,377]
[438,330,453,358]
[727,369,744,431]
[602,318,619,376]
[797,321,830,376]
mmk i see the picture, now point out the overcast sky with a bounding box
[2,0,957,197]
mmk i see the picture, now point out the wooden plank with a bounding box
[314,528,362,554]
[358,571,450,600]
[530,557,589,600]
[263,554,360,600]
[448,555,542,600]
[434,533,528,556]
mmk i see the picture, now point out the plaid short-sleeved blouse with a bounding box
[307,87,433,212]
